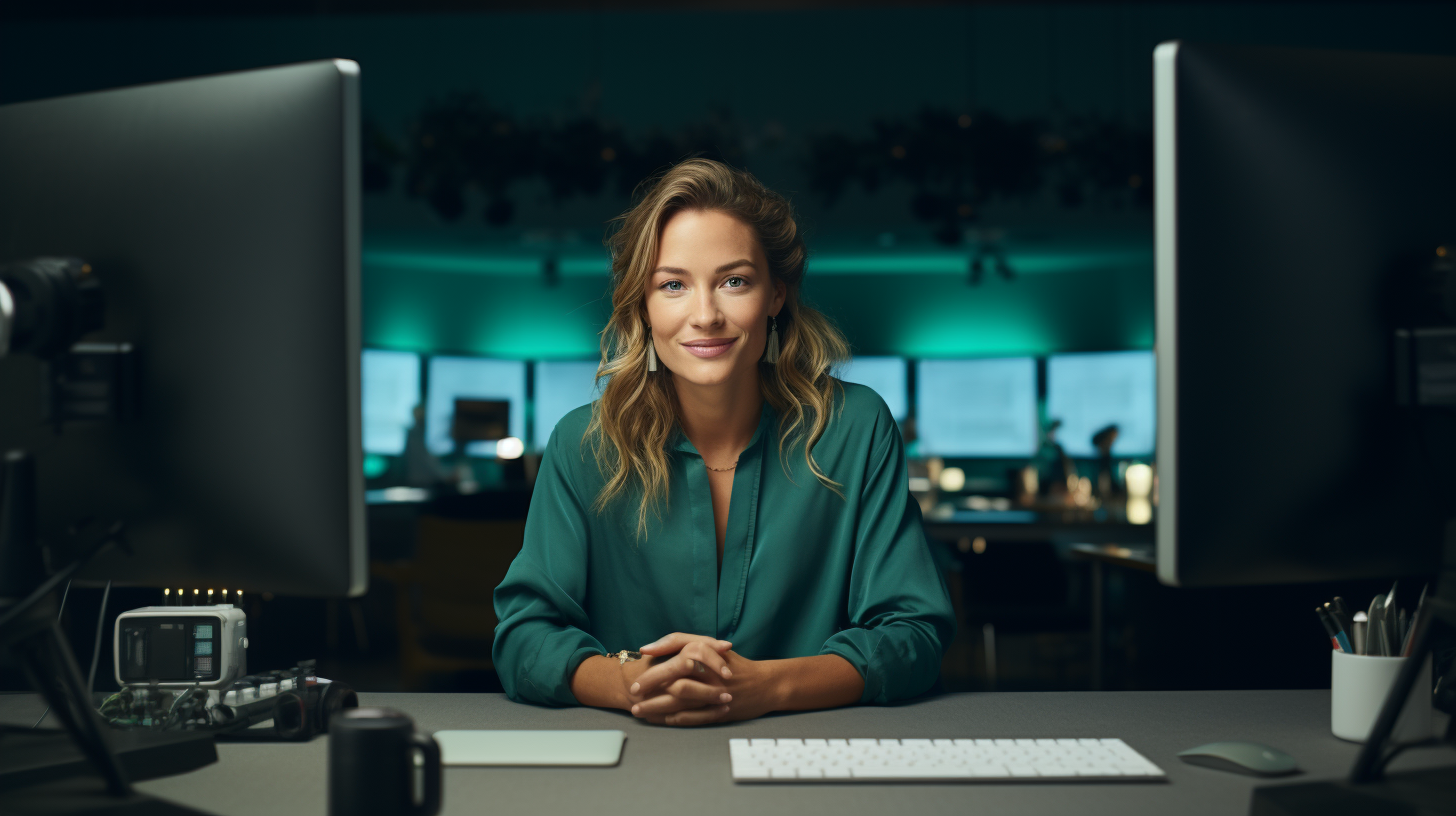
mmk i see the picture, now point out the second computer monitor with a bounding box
[836,357,909,422]
[1153,41,1454,586]
[915,358,1038,457]
[0,60,366,597]
[426,356,527,457]
[1046,351,1155,458]
[533,360,603,449]
[362,349,422,456]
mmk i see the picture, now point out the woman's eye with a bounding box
[725,277,745,288]
[662,281,683,291]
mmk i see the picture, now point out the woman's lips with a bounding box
[682,338,736,358]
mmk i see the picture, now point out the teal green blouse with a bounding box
[491,381,955,707]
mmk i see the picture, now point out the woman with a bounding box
[492,158,954,726]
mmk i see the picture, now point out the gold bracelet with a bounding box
[611,650,642,664]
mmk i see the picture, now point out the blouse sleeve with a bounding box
[818,416,956,704]
[491,422,604,706]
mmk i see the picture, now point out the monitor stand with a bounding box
[1251,520,1456,816]
[0,775,215,816]
[0,726,218,794]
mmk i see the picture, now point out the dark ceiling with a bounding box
[0,0,1328,21]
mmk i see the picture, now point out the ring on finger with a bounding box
[692,659,708,674]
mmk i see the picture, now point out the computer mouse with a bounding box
[1177,742,1299,777]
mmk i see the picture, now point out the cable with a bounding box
[32,580,109,728]
[31,580,73,728]
[85,580,112,697]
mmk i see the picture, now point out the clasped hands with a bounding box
[620,632,778,727]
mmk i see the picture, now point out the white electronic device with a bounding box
[113,605,247,689]
[435,730,625,766]
[728,737,1167,782]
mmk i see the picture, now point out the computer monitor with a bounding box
[915,358,1038,457]
[1046,351,1155,458]
[362,349,422,456]
[1153,42,1454,588]
[533,359,602,449]
[452,399,510,445]
[425,356,526,457]
[0,60,366,598]
[836,356,909,422]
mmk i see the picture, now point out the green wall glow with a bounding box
[804,268,1152,357]
[364,265,613,357]
[362,262,1152,359]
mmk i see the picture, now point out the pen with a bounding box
[1352,611,1367,656]
[1315,606,1344,652]
[1402,584,1429,657]
[1323,602,1354,652]
[1330,597,1355,638]
[1382,583,1398,658]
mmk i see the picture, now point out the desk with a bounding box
[2,691,1452,816]
[922,507,1154,546]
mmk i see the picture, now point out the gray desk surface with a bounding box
[3,691,1452,816]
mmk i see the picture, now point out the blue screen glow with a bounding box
[1046,351,1156,457]
[361,350,421,456]
[426,357,527,457]
[533,360,604,449]
[915,358,1038,457]
[836,356,909,421]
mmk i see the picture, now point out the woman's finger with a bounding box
[632,648,734,697]
[664,705,732,727]
[679,641,733,680]
[638,632,733,656]
[630,690,717,717]
[630,653,696,696]
[664,677,732,705]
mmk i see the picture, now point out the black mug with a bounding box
[329,707,442,816]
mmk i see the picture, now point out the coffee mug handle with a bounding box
[410,733,443,816]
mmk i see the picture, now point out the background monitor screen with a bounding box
[1047,351,1156,457]
[915,358,1038,457]
[836,356,909,421]
[533,359,603,449]
[361,350,421,456]
[426,356,526,457]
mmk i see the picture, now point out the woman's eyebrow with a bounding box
[652,259,757,276]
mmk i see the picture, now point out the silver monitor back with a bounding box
[0,60,365,597]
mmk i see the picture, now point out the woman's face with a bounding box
[645,209,786,389]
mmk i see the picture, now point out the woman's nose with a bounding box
[690,290,723,327]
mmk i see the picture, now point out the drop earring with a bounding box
[646,326,658,372]
[764,315,780,364]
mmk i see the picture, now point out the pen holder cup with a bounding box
[1330,650,1433,743]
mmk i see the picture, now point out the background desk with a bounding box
[2,691,1451,816]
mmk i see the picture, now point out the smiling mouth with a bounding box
[682,338,736,358]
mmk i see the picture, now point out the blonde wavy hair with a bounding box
[583,158,851,539]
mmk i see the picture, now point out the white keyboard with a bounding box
[729,738,1167,782]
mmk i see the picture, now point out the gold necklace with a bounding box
[705,460,738,472]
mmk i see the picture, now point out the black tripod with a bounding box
[0,450,131,797]
[0,257,138,801]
